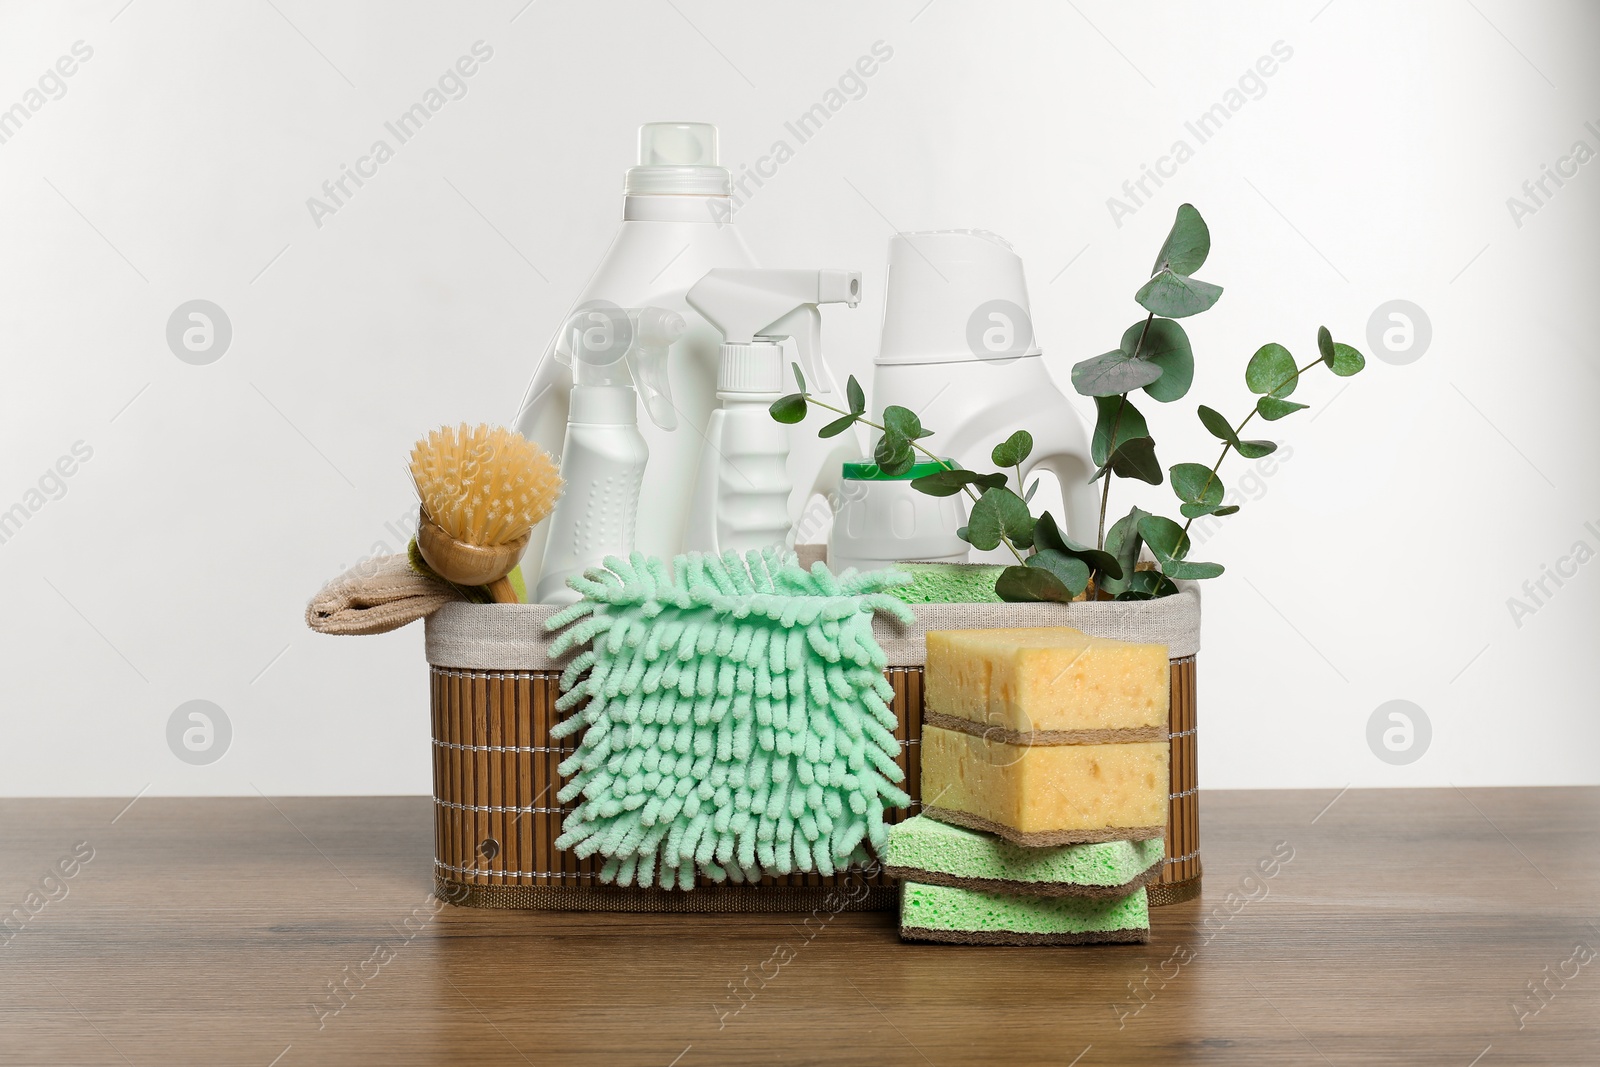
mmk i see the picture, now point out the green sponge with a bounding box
[885,816,1163,898]
[900,881,1150,945]
[890,563,1005,604]
[545,549,915,890]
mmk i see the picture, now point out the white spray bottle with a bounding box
[511,122,759,584]
[683,269,862,554]
[536,305,685,604]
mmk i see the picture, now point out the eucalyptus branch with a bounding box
[1180,356,1322,538]
[1085,312,1155,598]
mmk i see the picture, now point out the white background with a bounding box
[2,0,1596,796]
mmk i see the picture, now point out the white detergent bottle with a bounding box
[684,269,862,554]
[511,122,758,586]
[866,230,1099,553]
[536,306,685,604]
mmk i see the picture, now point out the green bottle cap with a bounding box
[841,459,956,481]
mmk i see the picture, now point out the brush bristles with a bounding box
[409,424,563,546]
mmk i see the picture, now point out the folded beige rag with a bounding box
[306,553,464,635]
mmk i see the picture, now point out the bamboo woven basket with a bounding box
[424,586,1201,911]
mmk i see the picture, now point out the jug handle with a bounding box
[1020,451,1101,548]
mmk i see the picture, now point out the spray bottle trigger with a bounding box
[628,306,685,431]
[761,305,827,394]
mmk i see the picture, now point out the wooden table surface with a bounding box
[2,788,1595,1066]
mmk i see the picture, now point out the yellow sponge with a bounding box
[921,725,1167,846]
[925,627,1168,736]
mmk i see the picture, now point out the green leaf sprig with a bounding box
[1172,324,1365,540]
[769,370,1036,567]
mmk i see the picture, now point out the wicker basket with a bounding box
[425,588,1201,910]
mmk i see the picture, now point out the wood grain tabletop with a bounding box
[2,788,1595,1066]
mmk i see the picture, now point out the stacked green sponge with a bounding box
[900,882,1150,945]
[889,563,1005,605]
[545,549,914,890]
[886,816,1156,944]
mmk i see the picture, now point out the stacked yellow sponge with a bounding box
[895,627,1171,945]
[920,627,1170,845]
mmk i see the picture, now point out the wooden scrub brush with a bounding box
[409,424,562,604]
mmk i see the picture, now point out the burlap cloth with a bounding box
[306,554,463,636]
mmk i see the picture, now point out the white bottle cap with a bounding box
[876,229,1043,366]
[716,341,784,394]
[625,122,731,196]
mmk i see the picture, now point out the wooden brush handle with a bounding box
[484,576,520,605]
[416,512,530,604]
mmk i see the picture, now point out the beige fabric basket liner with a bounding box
[425,584,1201,670]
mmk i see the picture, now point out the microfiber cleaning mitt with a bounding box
[544,549,915,890]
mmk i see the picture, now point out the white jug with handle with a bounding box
[862,230,1098,559]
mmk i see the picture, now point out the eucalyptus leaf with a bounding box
[1214,505,1240,516]
[1092,395,1150,467]
[1121,318,1194,403]
[1034,511,1123,580]
[770,393,807,424]
[910,467,1007,497]
[1116,570,1180,600]
[1136,516,1224,579]
[996,564,1077,604]
[1137,515,1191,563]
[1101,506,1150,596]
[1025,479,1039,503]
[966,487,1035,551]
[1197,404,1237,443]
[1234,439,1278,459]
[792,363,807,392]
[1108,436,1163,484]
[1160,557,1225,580]
[992,430,1034,468]
[909,470,967,497]
[1197,404,1276,458]
[1317,325,1336,366]
[1170,462,1223,506]
[1245,343,1298,398]
[1071,349,1164,397]
[1179,501,1224,519]
[1256,396,1309,421]
[1152,203,1211,276]
[1025,549,1091,597]
[881,405,924,441]
[818,413,859,438]
[994,488,1036,548]
[964,489,1006,551]
[846,374,866,415]
[1135,270,1224,319]
[1328,342,1365,376]
[874,430,915,475]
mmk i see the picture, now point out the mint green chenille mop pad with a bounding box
[544,550,914,890]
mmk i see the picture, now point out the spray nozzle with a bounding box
[685,269,861,394]
[554,304,685,429]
